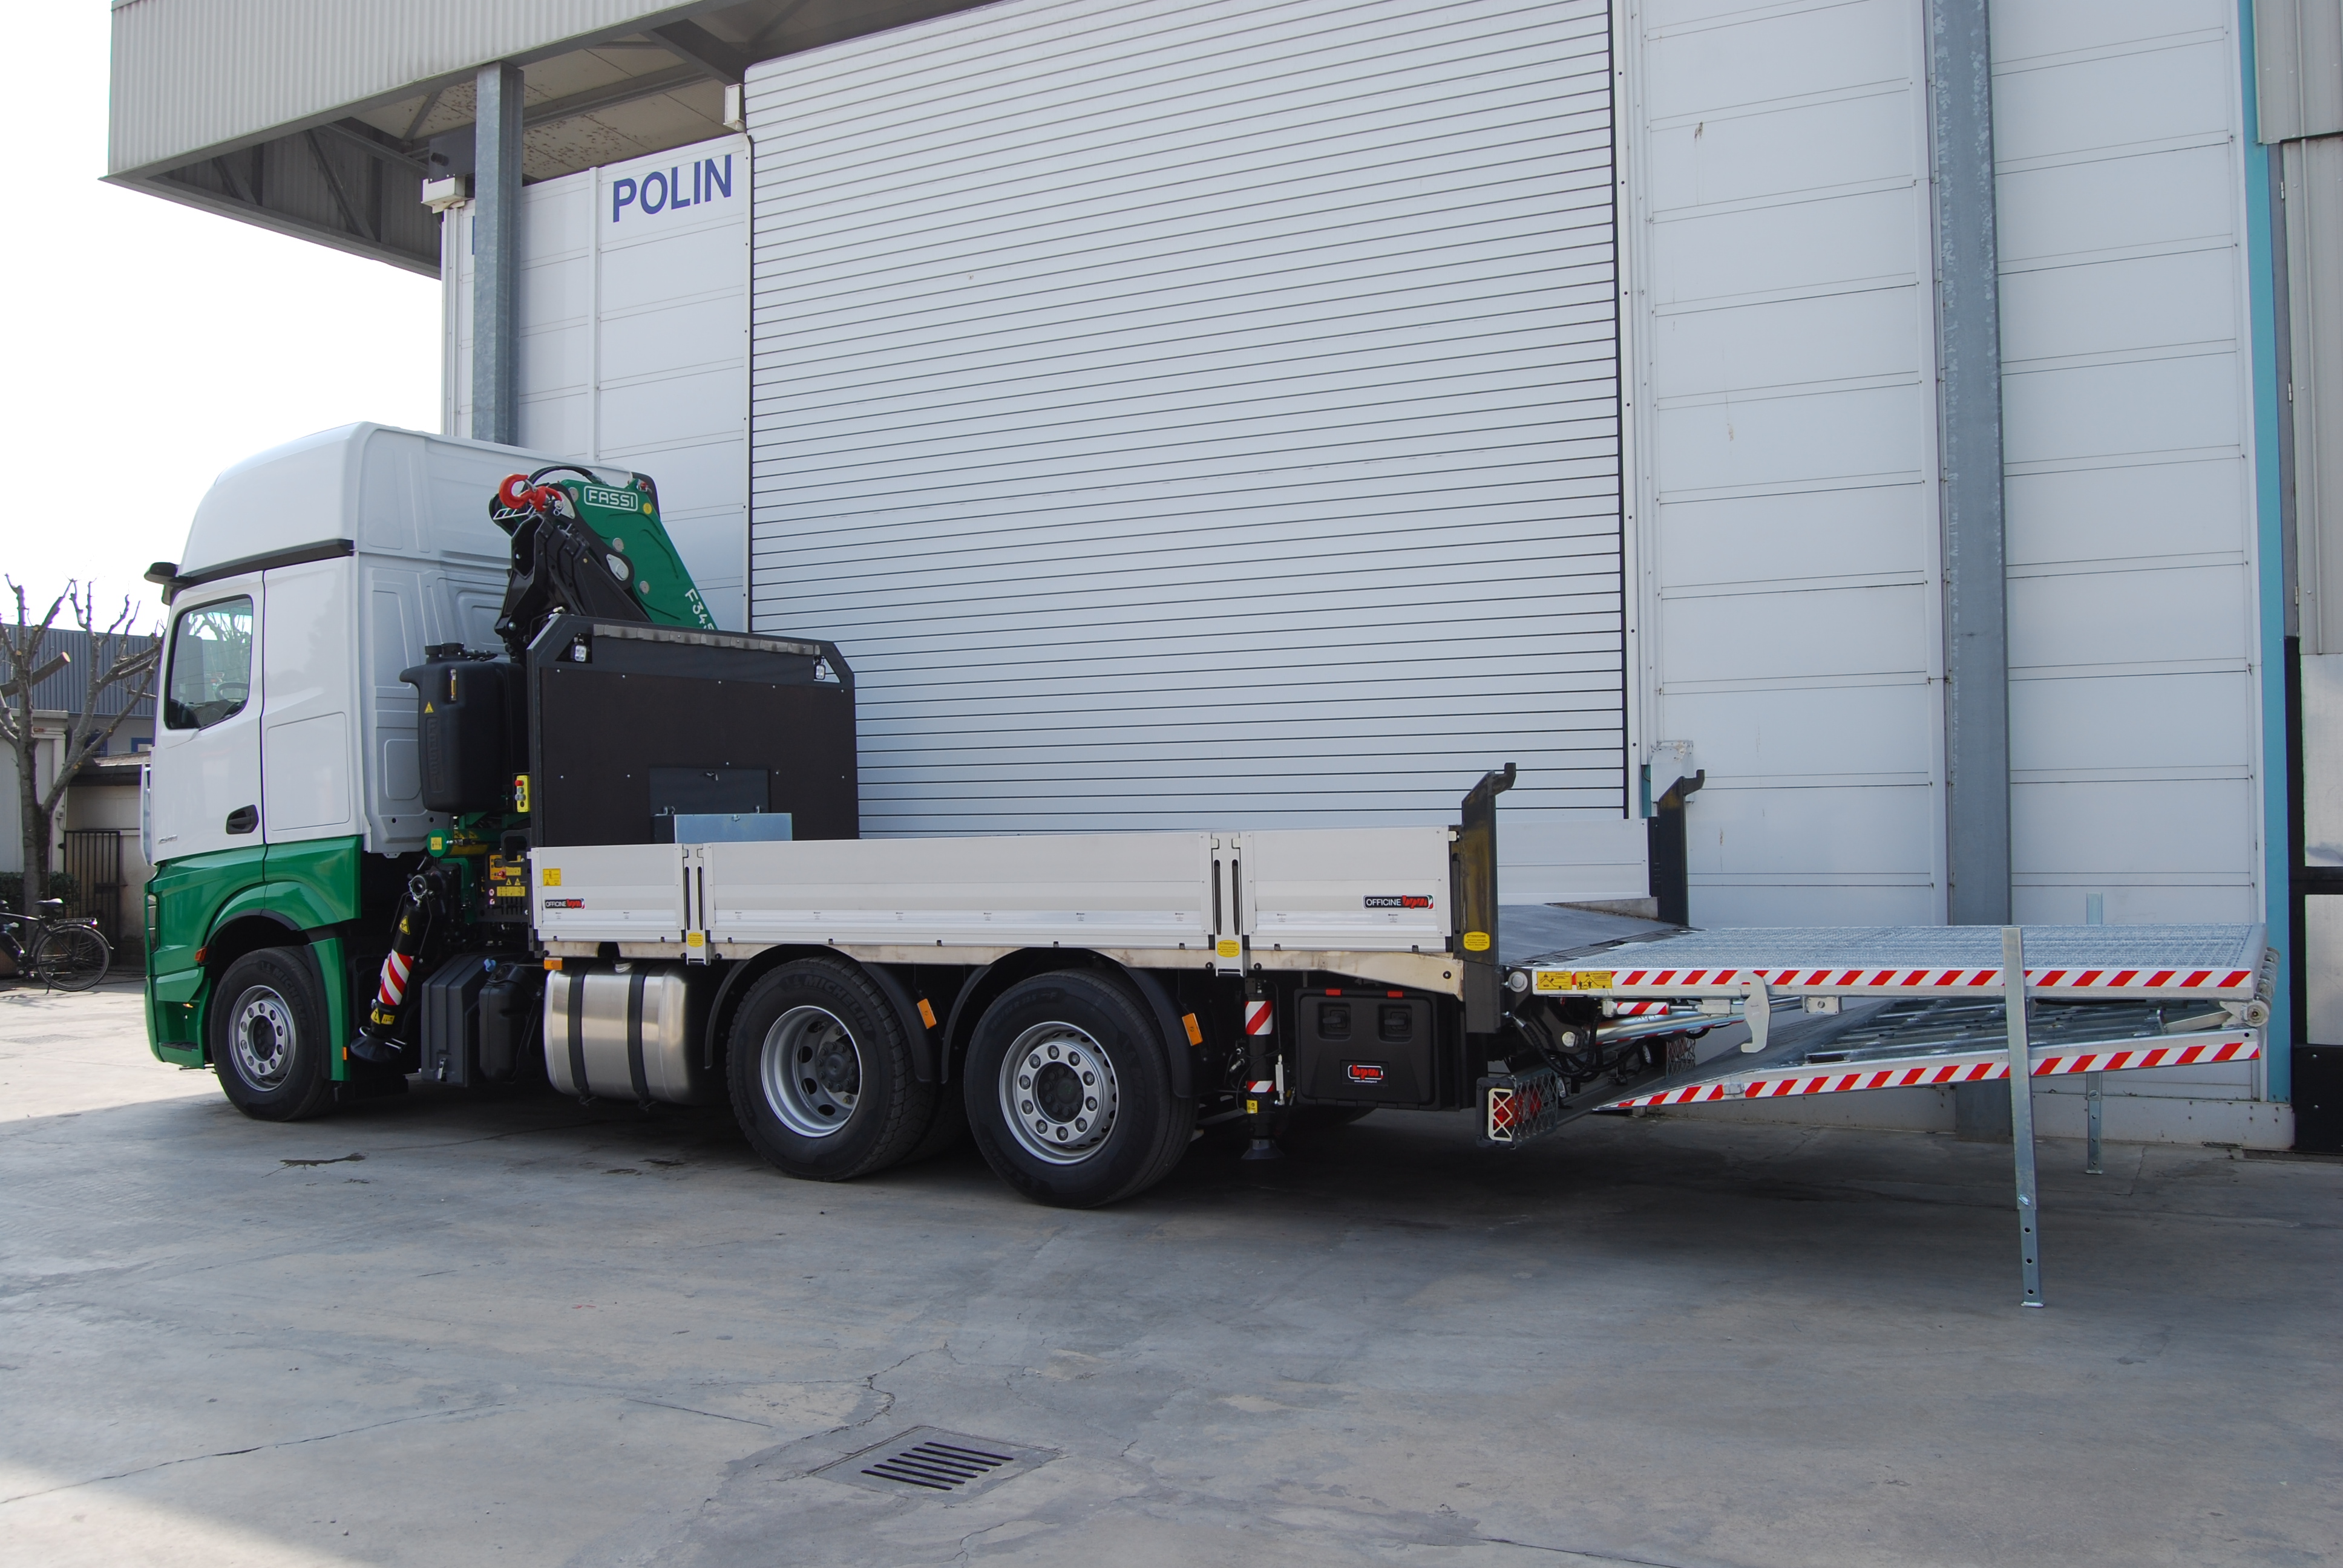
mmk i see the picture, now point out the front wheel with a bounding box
[34,924,110,991]
[210,946,336,1121]
[964,970,1193,1208]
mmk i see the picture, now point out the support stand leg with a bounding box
[2002,927,2045,1307]
[2084,1070,2103,1175]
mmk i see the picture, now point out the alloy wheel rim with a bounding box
[762,1005,861,1137]
[997,1022,1119,1165]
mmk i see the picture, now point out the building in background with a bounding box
[0,627,159,953]
[106,0,2328,1146]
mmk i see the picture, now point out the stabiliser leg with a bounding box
[348,867,452,1066]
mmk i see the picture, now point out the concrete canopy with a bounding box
[105,0,993,275]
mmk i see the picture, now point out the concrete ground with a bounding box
[2,981,2338,1568]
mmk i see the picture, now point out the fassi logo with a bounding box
[1363,895,1433,909]
[612,154,735,223]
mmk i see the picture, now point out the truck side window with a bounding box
[163,596,254,731]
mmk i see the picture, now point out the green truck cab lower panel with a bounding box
[145,836,367,1077]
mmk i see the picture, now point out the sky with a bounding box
[0,5,442,636]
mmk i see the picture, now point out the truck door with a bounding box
[149,583,264,863]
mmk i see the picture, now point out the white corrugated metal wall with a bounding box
[445,136,750,630]
[1627,0,1947,927]
[1990,3,2262,932]
[1629,0,2274,1136]
[744,0,1638,898]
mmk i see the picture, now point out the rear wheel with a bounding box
[964,970,1193,1207]
[210,947,336,1122]
[34,924,110,991]
[728,958,934,1181]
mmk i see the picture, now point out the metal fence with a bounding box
[61,830,125,951]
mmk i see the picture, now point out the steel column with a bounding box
[471,61,524,447]
[1927,0,2011,927]
[2002,926,2044,1306]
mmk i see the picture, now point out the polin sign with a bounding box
[611,155,734,224]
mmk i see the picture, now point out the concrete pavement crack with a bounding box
[1476,1538,1704,1567]
[0,1404,490,1504]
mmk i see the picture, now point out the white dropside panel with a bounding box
[534,844,691,945]
[1239,828,1452,955]
[701,832,1217,953]
[446,137,750,630]
[744,0,1630,897]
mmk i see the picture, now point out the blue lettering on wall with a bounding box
[609,152,736,223]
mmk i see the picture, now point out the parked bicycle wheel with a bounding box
[34,924,111,991]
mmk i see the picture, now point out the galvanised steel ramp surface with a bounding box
[1493,924,2276,1307]
[1516,924,2270,1002]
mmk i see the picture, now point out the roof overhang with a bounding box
[105,0,995,275]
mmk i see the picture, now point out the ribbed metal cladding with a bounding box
[2254,0,2343,143]
[747,0,1625,837]
[106,0,698,174]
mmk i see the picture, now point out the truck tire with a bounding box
[964,970,1194,1208]
[900,1091,969,1166]
[728,958,934,1182]
[210,947,337,1122]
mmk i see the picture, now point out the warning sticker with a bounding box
[1535,969,1613,992]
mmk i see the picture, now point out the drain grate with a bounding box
[813,1426,1055,1500]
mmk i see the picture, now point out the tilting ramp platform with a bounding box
[1599,998,2257,1112]
[1518,923,2269,1003]
[1490,923,2276,1305]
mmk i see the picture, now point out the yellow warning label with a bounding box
[543,867,562,887]
[1535,969,1613,992]
[1462,930,1492,952]
[686,930,705,949]
[1181,1012,1204,1046]
[917,998,938,1029]
[1216,938,1240,959]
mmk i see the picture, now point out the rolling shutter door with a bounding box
[746,0,1624,866]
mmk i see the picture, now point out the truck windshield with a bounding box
[163,597,254,730]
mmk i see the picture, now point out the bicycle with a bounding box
[2,899,113,993]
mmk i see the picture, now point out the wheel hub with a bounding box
[998,1023,1119,1166]
[231,987,293,1089]
[763,1005,862,1138]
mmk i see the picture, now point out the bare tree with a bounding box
[2,582,162,915]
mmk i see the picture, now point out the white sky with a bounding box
[0,5,442,635]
